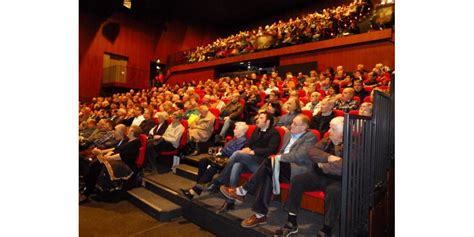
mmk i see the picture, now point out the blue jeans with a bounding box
[214,151,260,188]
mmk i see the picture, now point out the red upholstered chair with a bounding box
[245,124,256,139]
[323,131,330,138]
[349,110,359,115]
[333,109,345,117]
[209,108,221,133]
[158,120,188,159]
[353,96,361,104]
[300,110,313,120]
[274,126,286,151]
[257,91,266,108]
[135,134,148,168]
[364,86,373,93]
[298,89,306,98]
[317,89,326,98]
[222,98,230,104]
[309,129,321,142]
[363,96,373,103]
[281,109,288,116]
[281,97,287,104]
[299,97,308,105]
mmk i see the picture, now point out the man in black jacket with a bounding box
[211,112,280,213]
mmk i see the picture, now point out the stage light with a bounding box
[123,0,131,9]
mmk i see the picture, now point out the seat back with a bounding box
[323,131,330,138]
[274,126,286,152]
[245,124,256,139]
[257,91,266,108]
[349,110,359,115]
[209,108,221,132]
[135,134,148,168]
[300,110,313,120]
[309,129,321,142]
[333,109,345,117]
[353,96,361,104]
[178,120,189,149]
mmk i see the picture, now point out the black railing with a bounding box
[340,88,394,237]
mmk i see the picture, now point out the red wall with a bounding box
[280,39,394,72]
[80,13,220,101]
[79,12,160,101]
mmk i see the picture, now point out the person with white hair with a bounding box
[187,105,216,155]
[276,117,345,237]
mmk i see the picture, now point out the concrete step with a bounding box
[127,187,182,222]
[181,153,208,166]
[143,172,196,206]
[175,164,199,181]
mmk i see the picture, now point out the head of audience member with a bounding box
[320,98,335,114]
[327,84,339,96]
[310,92,321,104]
[329,117,344,145]
[341,88,355,102]
[202,95,211,105]
[114,124,127,140]
[154,111,169,124]
[198,105,210,118]
[286,97,301,113]
[269,90,280,102]
[353,79,364,93]
[127,125,142,140]
[104,120,114,131]
[233,122,249,139]
[358,102,373,117]
[171,111,184,124]
[143,108,152,120]
[357,64,364,72]
[309,70,317,78]
[231,92,240,103]
[290,114,310,135]
[86,119,97,129]
[134,106,144,117]
[255,112,274,130]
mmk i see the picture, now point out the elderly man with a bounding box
[220,114,317,229]
[180,122,249,200]
[139,108,156,134]
[334,88,359,113]
[310,98,336,136]
[358,102,373,117]
[275,117,345,237]
[188,105,216,155]
[131,106,145,127]
[277,97,301,131]
[302,91,322,115]
[211,112,280,213]
[215,92,243,142]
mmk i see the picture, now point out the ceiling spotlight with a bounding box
[123,0,131,9]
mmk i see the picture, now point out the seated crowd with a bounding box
[185,0,373,64]
[79,62,391,236]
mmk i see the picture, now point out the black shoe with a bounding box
[316,225,331,237]
[215,201,234,214]
[79,193,89,204]
[180,188,194,200]
[274,222,298,237]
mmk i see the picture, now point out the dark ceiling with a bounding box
[80,0,330,29]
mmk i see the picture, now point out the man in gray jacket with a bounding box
[276,116,345,237]
[220,114,317,229]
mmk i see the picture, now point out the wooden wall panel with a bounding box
[279,40,394,72]
[166,68,215,86]
[79,12,159,101]
[80,14,220,101]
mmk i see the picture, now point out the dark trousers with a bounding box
[241,159,291,215]
[284,168,342,229]
[83,160,104,196]
[145,140,175,172]
[196,158,220,184]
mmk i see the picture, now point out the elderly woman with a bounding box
[80,125,143,203]
[180,122,249,200]
[144,111,185,173]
